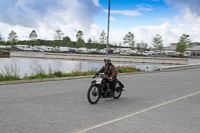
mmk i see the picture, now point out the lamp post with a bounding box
[106,0,111,57]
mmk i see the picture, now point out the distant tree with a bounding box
[119,42,122,47]
[92,37,98,43]
[76,40,85,48]
[137,42,148,52]
[63,36,72,46]
[152,34,163,52]
[54,29,64,40]
[87,38,92,43]
[29,30,37,40]
[176,34,192,54]
[0,32,2,41]
[8,30,18,43]
[53,40,62,47]
[123,32,135,47]
[0,32,4,45]
[63,36,71,42]
[0,32,3,42]
[76,30,84,41]
[99,30,106,44]
[76,30,85,47]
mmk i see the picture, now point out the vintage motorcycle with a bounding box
[87,73,124,104]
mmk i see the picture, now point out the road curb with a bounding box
[158,63,200,71]
[0,76,92,85]
[1,64,200,85]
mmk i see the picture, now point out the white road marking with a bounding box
[74,91,200,133]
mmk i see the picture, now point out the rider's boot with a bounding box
[111,87,116,96]
[110,91,115,97]
[104,91,108,98]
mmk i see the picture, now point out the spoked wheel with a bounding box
[113,82,122,99]
[87,85,101,104]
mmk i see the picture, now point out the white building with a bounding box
[164,42,200,56]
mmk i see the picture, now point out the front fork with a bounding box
[92,84,102,95]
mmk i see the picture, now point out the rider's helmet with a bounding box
[104,57,111,63]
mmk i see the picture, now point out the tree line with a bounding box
[0,29,118,49]
[123,32,192,54]
[0,29,192,53]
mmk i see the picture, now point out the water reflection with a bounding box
[0,57,161,78]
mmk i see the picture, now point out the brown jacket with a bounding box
[96,63,117,79]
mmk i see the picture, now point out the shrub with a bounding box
[116,66,142,73]
[0,64,143,82]
[53,71,63,77]
[0,50,10,54]
[0,74,20,81]
[0,64,20,81]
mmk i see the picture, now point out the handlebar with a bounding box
[94,73,109,79]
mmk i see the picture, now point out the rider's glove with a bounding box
[108,77,112,81]
[93,75,96,78]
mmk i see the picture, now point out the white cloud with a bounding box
[108,8,200,47]
[164,0,200,16]
[0,23,33,41]
[1,0,200,48]
[158,18,171,22]
[138,7,153,11]
[0,0,102,41]
[104,9,141,16]
[108,23,176,47]
[110,16,116,22]
[132,23,177,46]
[136,4,153,11]
[92,0,100,6]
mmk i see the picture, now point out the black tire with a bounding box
[113,82,122,99]
[87,85,101,104]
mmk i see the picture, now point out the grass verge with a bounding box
[0,66,143,81]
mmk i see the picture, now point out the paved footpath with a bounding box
[0,68,200,133]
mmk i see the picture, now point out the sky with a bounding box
[0,0,200,47]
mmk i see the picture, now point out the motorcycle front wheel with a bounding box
[87,85,101,104]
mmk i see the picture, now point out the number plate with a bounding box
[96,78,102,84]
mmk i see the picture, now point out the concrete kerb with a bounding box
[11,52,188,65]
[0,75,92,85]
[1,64,200,85]
[158,63,200,71]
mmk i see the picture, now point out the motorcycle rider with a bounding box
[94,57,120,94]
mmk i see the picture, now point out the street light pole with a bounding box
[106,0,111,57]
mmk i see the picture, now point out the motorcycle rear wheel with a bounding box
[87,85,101,104]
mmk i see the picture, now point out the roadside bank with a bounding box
[0,51,10,58]
[11,51,188,65]
[1,51,199,85]
[1,64,200,85]
[159,63,200,71]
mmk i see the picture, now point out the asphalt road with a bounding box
[0,68,200,133]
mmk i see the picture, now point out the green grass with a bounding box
[22,70,97,80]
[0,74,20,81]
[0,50,10,54]
[0,66,143,81]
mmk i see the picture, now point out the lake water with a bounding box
[0,57,161,78]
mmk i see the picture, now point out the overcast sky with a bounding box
[0,0,200,47]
